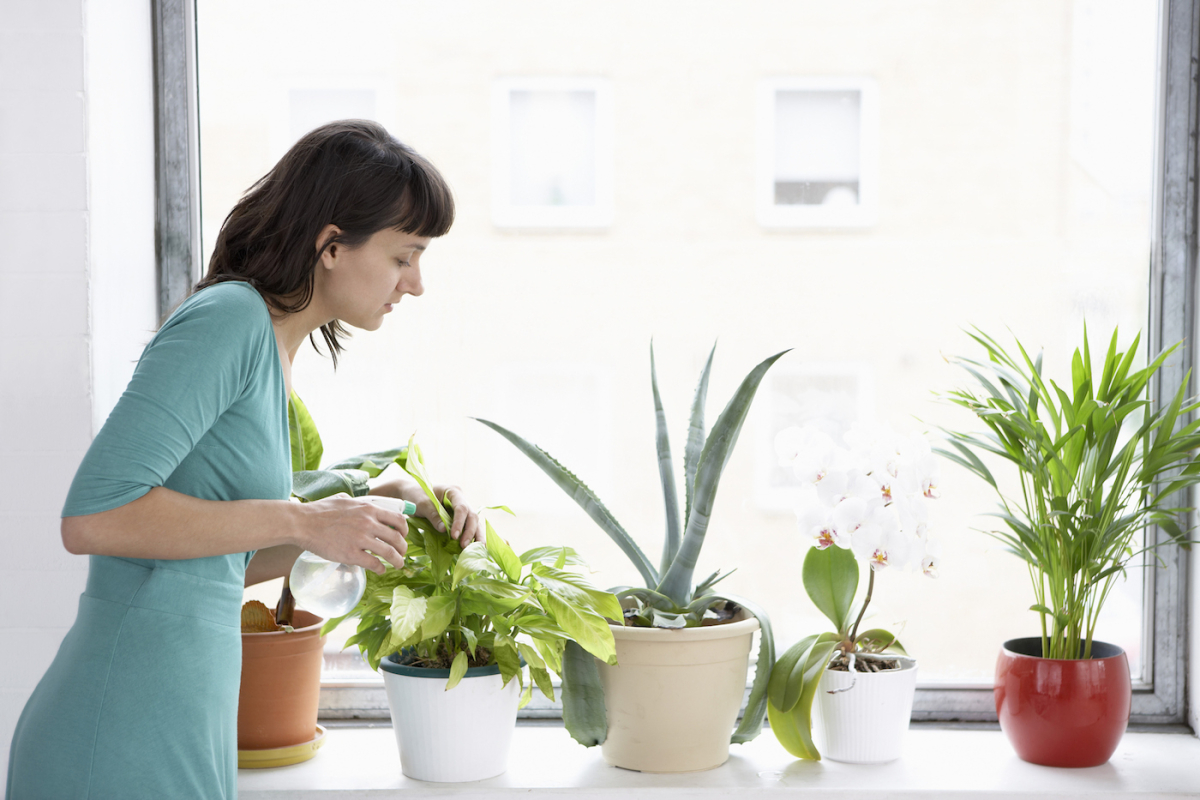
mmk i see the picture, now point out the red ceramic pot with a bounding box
[238,609,326,750]
[994,637,1130,767]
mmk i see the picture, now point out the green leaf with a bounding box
[532,563,624,622]
[535,636,565,674]
[291,470,370,502]
[445,650,469,691]
[459,578,530,616]
[473,417,659,587]
[650,341,684,577]
[402,434,453,531]
[529,666,555,702]
[485,521,523,583]
[389,586,427,645]
[493,632,522,686]
[855,628,905,655]
[325,448,406,474]
[541,591,618,665]
[684,343,716,534]
[802,545,859,634]
[420,595,457,640]
[718,594,775,744]
[287,392,325,472]
[657,349,791,604]
[561,640,607,746]
[512,614,569,640]
[766,635,839,760]
[452,542,495,587]
[519,545,588,567]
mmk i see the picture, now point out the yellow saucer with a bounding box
[238,725,327,769]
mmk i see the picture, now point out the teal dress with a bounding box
[6,282,291,800]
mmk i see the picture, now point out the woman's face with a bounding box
[316,226,431,331]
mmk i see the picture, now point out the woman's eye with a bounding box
[397,260,411,268]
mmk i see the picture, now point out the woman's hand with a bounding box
[296,494,409,574]
[371,477,483,547]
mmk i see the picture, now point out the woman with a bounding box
[6,120,478,799]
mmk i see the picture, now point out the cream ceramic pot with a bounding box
[597,610,759,773]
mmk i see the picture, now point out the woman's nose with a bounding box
[401,265,424,297]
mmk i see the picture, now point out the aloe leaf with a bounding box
[657,349,791,604]
[474,417,659,586]
[802,544,859,634]
[714,593,776,744]
[561,640,607,746]
[651,342,684,577]
[684,343,717,530]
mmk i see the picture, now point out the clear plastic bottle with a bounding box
[289,496,416,618]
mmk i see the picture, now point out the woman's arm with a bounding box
[62,486,411,574]
[369,475,483,546]
[245,544,304,587]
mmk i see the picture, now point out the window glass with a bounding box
[200,0,1160,689]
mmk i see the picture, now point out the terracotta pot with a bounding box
[238,609,326,750]
[596,609,759,773]
[994,637,1131,768]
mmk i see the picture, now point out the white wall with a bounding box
[0,0,155,779]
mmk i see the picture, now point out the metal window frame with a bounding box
[152,0,201,322]
[158,0,1200,723]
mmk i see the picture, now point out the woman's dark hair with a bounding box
[197,119,455,366]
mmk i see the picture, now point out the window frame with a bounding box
[166,0,1199,724]
[490,76,615,230]
[756,76,880,229]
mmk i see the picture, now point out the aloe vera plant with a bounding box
[475,343,789,745]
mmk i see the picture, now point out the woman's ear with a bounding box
[316,224,342,268]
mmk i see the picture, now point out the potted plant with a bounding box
[322,435,622,782]
[475,343,787,773]
[767,423,940,763]
[237,393,412,768]
[940,327,1200,767]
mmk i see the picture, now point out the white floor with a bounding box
[238,724,1200,799]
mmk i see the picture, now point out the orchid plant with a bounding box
[767,423,941,760]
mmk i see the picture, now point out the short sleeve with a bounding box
[62,283,273,516]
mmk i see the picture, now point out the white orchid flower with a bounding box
[831,496,873,549]
[851,507,912,571]
[915,454,942,499]
[797,507,839,550]
[921,538,943,578]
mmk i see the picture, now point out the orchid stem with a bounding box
[848,567,875,646]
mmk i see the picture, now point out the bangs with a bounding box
[387,153,455,238]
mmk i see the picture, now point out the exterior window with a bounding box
[757,78,878,228]
[492,78,613,228]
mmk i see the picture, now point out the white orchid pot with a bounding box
[813,656,918,764]
[597,610,759,773]
[379,654,521,782]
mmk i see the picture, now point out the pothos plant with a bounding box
[475,342,789,746]
[321,435,622,723]
[767,423,941,761]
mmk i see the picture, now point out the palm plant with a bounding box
[475,342,789,744]
[940,327,1200,660]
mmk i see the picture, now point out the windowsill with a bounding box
[238,722,1200,798]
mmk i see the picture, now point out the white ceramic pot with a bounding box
[596,609,759,773]
[813,656,918,764]
[380,655,520,782]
